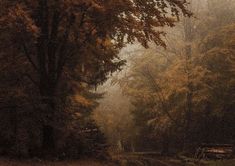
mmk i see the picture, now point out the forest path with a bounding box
[116,153,183,166]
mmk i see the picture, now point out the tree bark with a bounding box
[161,132,170,156]
[42,125,55,150]
[183,0,193,151]
[40,84,56,151]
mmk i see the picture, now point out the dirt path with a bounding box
[116,153,180,166]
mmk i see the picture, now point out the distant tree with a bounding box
[94,84,135,153]
[197,23,235,143]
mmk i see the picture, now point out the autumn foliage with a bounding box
[117,0,235,155]
[0,0,190,158]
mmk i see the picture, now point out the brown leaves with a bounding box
[0,0,192,117]
[7,4,39,38]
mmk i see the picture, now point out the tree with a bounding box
[0,0,191,152]
[197,23,235,143]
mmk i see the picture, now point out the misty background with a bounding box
[94,0,235,154]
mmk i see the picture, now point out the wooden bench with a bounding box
[195,144,233,159]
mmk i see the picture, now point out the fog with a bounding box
[0,0,235,165]
[94,0,235,156]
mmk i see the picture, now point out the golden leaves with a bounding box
[73,94,93,107]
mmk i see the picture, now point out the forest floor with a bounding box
[0,158,117,166]
[114,153,235,166]
[0,156,234,166]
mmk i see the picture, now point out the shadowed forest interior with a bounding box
[0,0,235,165]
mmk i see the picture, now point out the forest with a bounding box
[0,0,234,166]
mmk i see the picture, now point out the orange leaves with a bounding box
[7,4,39,38]
[73,94,93,107]
[89,0,105,12]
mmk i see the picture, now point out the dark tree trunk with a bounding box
[161,132,170,156]
[42,125,55,150]
[40,84,56,152]
[35,0,70,154]
[41,101,56,152]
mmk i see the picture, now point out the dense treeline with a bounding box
[118,0,235,155]
[0,0,189,158]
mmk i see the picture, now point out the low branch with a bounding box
[22,42,39,73]
[23,73,40,88]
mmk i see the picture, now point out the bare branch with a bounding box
[23,73,40,88]
[143,66,182,127]
[22,42,39,73]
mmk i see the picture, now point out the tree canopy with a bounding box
[0,0,191,156]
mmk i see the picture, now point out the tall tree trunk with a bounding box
[183,0,193,151]
[40,83,56,151]
[161,131,170,156]
[42,125,55,150]
[36,0,57,152]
